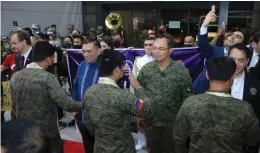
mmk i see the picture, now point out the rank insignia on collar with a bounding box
[250,87,257,95]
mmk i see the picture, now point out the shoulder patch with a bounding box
[135,99,144,110]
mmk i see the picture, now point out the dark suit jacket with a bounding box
[243,72,260,121]
[193,33,225,94]
[15,48,33,72]
[247,51,260,80]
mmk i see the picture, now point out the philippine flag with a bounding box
[135,99,144,110]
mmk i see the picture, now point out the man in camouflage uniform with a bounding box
[10,41,82,153]
[82,49,156,153]
[136,34,193,153]
[174,56,260,153]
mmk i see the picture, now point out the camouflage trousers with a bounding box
[145,125,175,153]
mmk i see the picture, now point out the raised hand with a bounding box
[133,17,140,29]
[129,72,141,89]
[202,5,217,27]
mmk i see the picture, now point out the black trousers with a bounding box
[78,123,95,153]
[40,134,64,153]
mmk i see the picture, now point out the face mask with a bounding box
[113,40,121,48]
[158,30,164,35]
[116,77,124,89]
[62,43,72,49]
[46,64,55,73]
[72,34,78,38]
[183,44,193,48]
[73,45,82,49]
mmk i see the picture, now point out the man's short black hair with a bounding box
[97,49,125,77]
[145,37,155,41]
[207,56,236,81]
[22,27,33,36]
[156,34,175,48]
[185,34,195,41]
[64,36,73,42]
[12,30,31,45]
[252,31,260,44]
[1,120,45,153]
[51,24,56,28]
[84,38,101,49]
[228,43,250,59]
[73,35,84,42]
[33,41,55,62]
[113,32,123,39]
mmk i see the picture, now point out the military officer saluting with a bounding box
[133,17,150,48]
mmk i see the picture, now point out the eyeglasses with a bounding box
[152,47,169,52]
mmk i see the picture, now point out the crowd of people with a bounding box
[1,6,260,153]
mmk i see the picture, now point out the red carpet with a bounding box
[63,139,85,153]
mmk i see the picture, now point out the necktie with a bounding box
[20,56,25,69]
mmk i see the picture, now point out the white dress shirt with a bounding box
[249,51,259,68]
[223,48,228,56]
[132,54,154,77]
[22,47,32,66]
[130,54,154,93]
[200,26,208,35]
[231,71,245,100]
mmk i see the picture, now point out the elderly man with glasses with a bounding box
[131,34,193,153]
